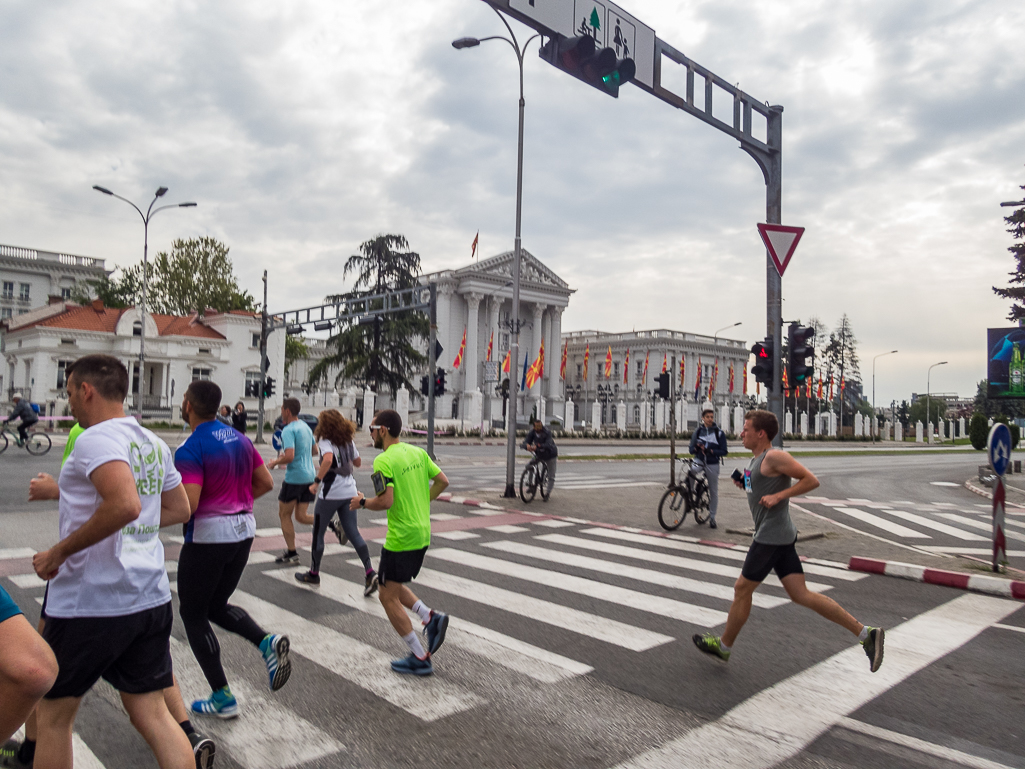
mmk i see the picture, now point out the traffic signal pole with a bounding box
[762,108,784,447]
[427,283,438,461]
[257,270,268,444]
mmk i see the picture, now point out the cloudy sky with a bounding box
[2,0,1023,406]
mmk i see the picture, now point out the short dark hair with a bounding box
[66,355,129,401]
[373,409,402,438]
[282,397,301,417]
[744,409,778,441]
[702,409,714,417]
[185,380,221,420]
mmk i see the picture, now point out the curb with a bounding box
[849,556,1025,600]
[964,478,1025,510]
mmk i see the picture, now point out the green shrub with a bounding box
[969,412,989,450]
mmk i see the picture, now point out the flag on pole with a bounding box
[709,359,718,394]
[485,330,493,362]
[604,346,613,378]
[642,350,650,384]
[756,381,760,396]
[782,365,789,396]
[624,348,630,384]
[521,353,529,391]
[679,356,686,388]
[560,340,568,380]
[695,356,702,400]
[828,375,834,400]
[806,378,811,397]
[840,375,846,392]
[452,327,466,369]
[661,353,668,374]
[817,377,823,399]
[743,362,748,394]
[502,349,511,373]
[471,231,479,260]
[583,343,590,381]
[728,363,735,394]
[525,340,545,389]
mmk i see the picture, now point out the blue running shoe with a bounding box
[259,634,292,691]
[423,611,449,655]
[191,687,239,719]
[390,653,433,676]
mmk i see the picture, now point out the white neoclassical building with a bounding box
[421,249,574,429]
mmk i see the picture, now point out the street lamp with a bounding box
[454,13,540,499]
[926,360,948,444]
[1000,200,1025,207]
[871,350,898,443]
[93,185,197,415]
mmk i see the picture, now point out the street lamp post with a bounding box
[93,186,196,415]
[454,14,540,498]
[871,350,898,443]
[926,360,948,444]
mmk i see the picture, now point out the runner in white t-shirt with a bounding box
[294,409,378,595]
[31,354,195,769]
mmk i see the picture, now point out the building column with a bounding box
[548,306,562,402]
[463,292,482,393]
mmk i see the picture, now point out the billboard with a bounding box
[988,327,1025,397]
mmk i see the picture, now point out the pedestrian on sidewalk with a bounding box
[266,398,317,564]
[688,408,728,529]
[352,409,450,676]
[174,380,291,719]
[295,409,378,595]
[231,401,248,434]
[693,409,885,672]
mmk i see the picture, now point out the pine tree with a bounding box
[993,178,1025,320]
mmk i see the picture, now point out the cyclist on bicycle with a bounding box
[688,408,728,529]
[521,418,557,497]
[5,393,39,447]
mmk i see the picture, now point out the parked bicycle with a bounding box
[657,455,710,530]
[0,426,52,456]
[519,455,551,504]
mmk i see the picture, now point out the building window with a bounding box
[252,333,261,348]
[245,371,262,395]
[1,282,12,299]
[133,321,142,337]
[636,360,643,376]
[0,308,11,320]
[19,283,30,301]
[60,287,73,300]
[613,362,620,379]
[56,360,73,389]
[576,363,582,378]
[192,368,212,381]
[633,405,641,423]
[501,333,510,349]
[60,338,76,346]
[198,348,211,355]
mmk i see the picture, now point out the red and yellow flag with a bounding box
[806,378,812,398]
[695,356,702,399]
[661,353,668,374]
[743,362,748,395]
[604,345,613,378]
[840,375,846,392]
[642,350,650,384]
[816,377,823,399]
[782,365,789,395]
[525,339,545,389]
[728,363,735,394]
[560,340,568,380]
[624,349,630,384]
[471,231,479,259]
[452,327,466,369]
[502,349,511,374]
[679,356,686,388]
[828,375,834,400]
[583,343,590,381]
[709,359,718,394]
[485,330,493,362]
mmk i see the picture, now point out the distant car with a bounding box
[273,413,319,433]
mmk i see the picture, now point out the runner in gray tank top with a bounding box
[693,409,885,672]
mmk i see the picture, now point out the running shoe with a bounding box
[188,731,216,769]
[709,520,718,529]
[364,571,379,597]
[260,633,292,691]
[0,739,30,768]
[294,571,320,587]
[327,514,348,546]
[423,611,449,655]
[274,550,299,564]
[862,626,885,672]
[390,653,433,676]
[191,687,239,719]
[693,633,730,662]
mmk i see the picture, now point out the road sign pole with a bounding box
[987,423,1011,572]
[765,107,784,447]
[427,282,438,461]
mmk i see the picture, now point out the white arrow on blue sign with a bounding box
[988,423,1012,476]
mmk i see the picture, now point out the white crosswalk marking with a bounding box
[878,509,988,541]
[72,734,107,769]
[169,638,344,768]
[482,539,790,608]
[264,570,593,683]
[434,530,481,540]
[937,513,1025,542]
[532,520,578,528]
[428,547,729,627]
[8,572,45,589]
[0,547,35,559]
[832,507,931,538]
[558,481,662,489]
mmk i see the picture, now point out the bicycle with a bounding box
[657,456,710,530]
[519,455,551,504]
[0,426,52,456]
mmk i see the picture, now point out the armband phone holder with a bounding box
[371,471,387,496]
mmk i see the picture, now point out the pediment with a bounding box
[453,250,569,290]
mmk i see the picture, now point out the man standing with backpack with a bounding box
[689,408,728,529]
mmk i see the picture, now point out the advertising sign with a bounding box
[987,327,1025,397]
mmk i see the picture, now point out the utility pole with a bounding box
[427,283,438,460]
[256,270,268,444]
[669,353,677,486]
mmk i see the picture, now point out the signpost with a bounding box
[987,422,1011,572]
[757,223,805,278]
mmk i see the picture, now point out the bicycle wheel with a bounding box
[26,433,51,456]
[0,431,8,455]
[657,486,687,530]
[538,463,551,501]
[519,465,538,503]
[691,484,711,524]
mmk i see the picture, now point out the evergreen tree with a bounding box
[992,177,1025,320]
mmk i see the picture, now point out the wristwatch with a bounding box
[359,497,366,508]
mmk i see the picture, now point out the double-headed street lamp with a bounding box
[454,13,540,499]
[871,350,898,443]
[92,185,197,414]
[926,360,948,444]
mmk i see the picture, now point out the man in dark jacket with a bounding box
[5,393,38,447]
[688,408,728,528]
[522,419,558,496]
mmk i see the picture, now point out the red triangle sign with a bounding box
[757,223,805,277]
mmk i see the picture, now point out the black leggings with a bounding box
[311,497,373,575]
[177,538,267,691]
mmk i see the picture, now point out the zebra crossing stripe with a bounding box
[350,561,673,651]
[7,572,45,589]
[613,593,1021,769]
[832,507,931,538]
[0,547,36,560]
[558,481,662,489]
[878,509,988,541]
[168,637,345,768]
[72,734,107,769]
[938,513,1025,543]
[483,539,789,609]
[264,569,593,683]
[428,547,729,627]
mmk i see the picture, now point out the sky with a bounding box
[1,0,1023,408]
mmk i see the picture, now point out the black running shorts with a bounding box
[43,601,174,699]
[278,481,316,504]
[741,540,804,583]
[378,547,428,586]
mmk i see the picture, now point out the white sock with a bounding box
[858,626,869,642]
[412,600,432,624]
[720,640,732,651]
[402,631,427,660]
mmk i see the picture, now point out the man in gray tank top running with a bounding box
[693,409,885,672]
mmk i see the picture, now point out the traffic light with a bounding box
[787,323,815,385]
[420,375,430,397]
[656,372,670,399]
[538,34,636,98]
[751,338,775,387]
[435,369,446,396]
[262,377,275,398]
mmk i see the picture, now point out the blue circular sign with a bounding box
[988,423,1012,476]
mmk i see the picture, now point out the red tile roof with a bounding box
[7,303,226,339]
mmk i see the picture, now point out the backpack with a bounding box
[321,442,354,495]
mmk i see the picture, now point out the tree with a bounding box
[311,235,429,395]
[70,267,142,309]
[973,378,1025,419]
[821,315,861,426]
[992,177,1025,321]
[969,412,989,450]
[147,237,255,315]
[285,336,309,381]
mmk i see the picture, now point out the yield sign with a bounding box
[757,223,805,277]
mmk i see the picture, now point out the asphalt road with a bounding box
[1,443,1023,769]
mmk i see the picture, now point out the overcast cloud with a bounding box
[1,0,1023,406]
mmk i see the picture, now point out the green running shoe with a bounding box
[693,633,730,662]
[862,626,884,672]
